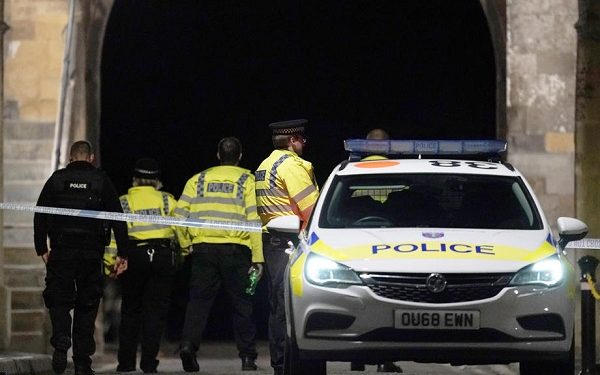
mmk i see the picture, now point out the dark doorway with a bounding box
[100,0,496,340]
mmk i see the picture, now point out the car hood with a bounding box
[305,228,557,273]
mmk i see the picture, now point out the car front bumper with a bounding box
[289,276,574,364]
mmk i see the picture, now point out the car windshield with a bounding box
[319,173,542,229]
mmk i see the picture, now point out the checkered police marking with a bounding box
[0,202,262,232]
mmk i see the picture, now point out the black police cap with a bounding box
[269,119,307,135]
[133,158,160,179]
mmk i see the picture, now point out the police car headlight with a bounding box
[305,253,363,287]
[510,256,564,287]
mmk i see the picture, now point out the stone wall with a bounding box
[575,0,600,238]
[505,0,600,360]
[0,0,6,351]
[4,0,67,122]
[2,0,67,352]
[506,0,578,227]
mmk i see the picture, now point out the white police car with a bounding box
[267,140,588,375]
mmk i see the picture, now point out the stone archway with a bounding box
[98,1,499,196]
[55,0,115,167]
[24,0,600,358]
[90,0,504,343]
[73,3,591,236]
[19,0,600,360]
[76,1,506,163]
[73,1,579,225]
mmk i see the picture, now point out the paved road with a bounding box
[91,341,519,375]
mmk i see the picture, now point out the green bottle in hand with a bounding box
[246,266,260,295]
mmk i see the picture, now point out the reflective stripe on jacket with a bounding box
[255,149,319,226]
[119,186,178,240]
[175,165,263,263]
[105,185,179,269]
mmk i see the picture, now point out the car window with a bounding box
[320,173,542,229]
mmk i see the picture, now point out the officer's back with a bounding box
[34,141,128,258]
[34,140,128,375]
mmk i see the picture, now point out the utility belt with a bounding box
[130,238,173,250]
[191,243,250,255]
[128,238,178,272]
[263,232,298,249]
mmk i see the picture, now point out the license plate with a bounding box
[394,309,480,330]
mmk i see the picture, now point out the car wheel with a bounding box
[519,337,574,375]
[284,335,326,375]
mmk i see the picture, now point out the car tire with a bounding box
[284,335,326,375]
[519,336,574,375]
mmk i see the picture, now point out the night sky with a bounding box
[100,0,495,340]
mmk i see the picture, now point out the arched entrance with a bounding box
[98,0,499,341]
[100,0,498,195]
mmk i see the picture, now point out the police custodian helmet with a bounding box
[133,158,161,179]
[269,119,307,135]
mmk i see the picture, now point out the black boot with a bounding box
[376,362,403,373]
[179,343,199,372]
[350,362,366,371]
[241,357,257,371]
[52,336,70,374]
[74,365,95,375]
[52,349,68,374]
[115,364,136,372]
[140,358,159,373]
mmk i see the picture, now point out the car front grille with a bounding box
[361,272,514,303]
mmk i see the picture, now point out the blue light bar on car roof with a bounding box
[344,139,507,156]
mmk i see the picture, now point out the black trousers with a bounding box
[43,248,104,368]
[118,243,176,370]
[263,232,295,372]
[181,243,257,360]
[166,256,192,341]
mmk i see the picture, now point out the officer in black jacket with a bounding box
[34,140,129,375]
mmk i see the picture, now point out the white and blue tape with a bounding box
[1,202,598,247]
[0,202,263,233]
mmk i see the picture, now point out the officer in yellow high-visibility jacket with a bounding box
[175,137,263,373]
[255,119,319,375]
[112,158,182,374]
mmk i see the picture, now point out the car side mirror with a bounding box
[557,217,588,252]
[266,215,301,234]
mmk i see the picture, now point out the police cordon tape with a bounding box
[0,202,263,233]
[2,202,600,244]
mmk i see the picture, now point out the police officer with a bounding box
[363,128,390,160]
[176,137,263,372]
[34,140,128,375]
[115,158,182,373]
[255,119,319,375]
[349,128,403,373]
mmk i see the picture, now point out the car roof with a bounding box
[334,158,521,177]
